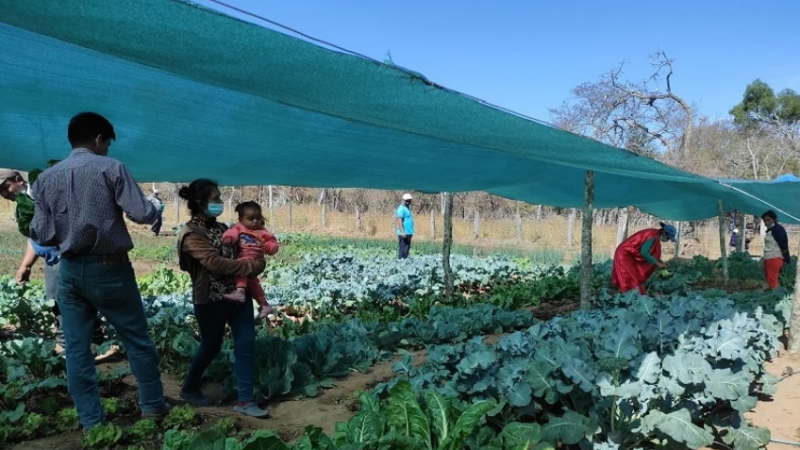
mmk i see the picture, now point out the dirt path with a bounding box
[747,352,800,449]
[8,349,427,450]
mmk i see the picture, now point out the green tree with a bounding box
[731,79,800,151]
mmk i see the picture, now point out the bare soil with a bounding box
[747,352,800,449]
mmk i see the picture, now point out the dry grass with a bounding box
[1,202,788,264]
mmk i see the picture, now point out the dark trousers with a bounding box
[398,235,413,259]
[151,213,163,236]
[183,301,256,403]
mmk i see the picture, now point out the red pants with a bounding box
[236,276,266,305]
[764,258,784,289]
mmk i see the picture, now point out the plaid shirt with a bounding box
[30,149,157,257]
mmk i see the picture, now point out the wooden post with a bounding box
[443,192,455,300]
[567,209,576,246]
[430,208,436,240]
[580,171,595,310]
[736,212,746,253]
[787,240,800,352]
[473,210,480,239]
[718,200,729,283]
[355,206,362,231]
[616,207,630,247]
[288,193,293,229]
[515,202,523,241]
[674,222,682,258]
[173,184,181,226]
[268,185,274,229]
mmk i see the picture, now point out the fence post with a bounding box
[717,201,729,283]
[580,171,595,310]
[516,202,523,241]
[443,192,455,299]
[567,209,576,246]
[736,212,746,253]
[430,208,436,240]
[616,207,629,247]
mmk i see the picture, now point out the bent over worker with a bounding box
[611,223,677,294]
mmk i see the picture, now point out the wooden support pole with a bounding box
[580,171,595,310]
[515,202,523,241]
[443,192,455,299]
[718,200,729,283]
[674,222,682,258]
[736,212,746,253]
[787,240,800,353]
[430,208,436,240]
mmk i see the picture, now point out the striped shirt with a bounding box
[30,148,157,257]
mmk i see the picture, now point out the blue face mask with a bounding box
[205,202,224,217]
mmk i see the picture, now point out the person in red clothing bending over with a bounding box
[611,222,677,294]
[222,201,279,319]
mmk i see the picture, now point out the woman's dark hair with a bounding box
[178,179,219,216]
[235,201,262,218]
[762,210,777,221]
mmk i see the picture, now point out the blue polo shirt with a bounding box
[396,204,414,236]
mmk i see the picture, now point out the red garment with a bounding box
[611,228,662,294]
[236,276,267,305]
[223,223,278,306]
[222,223,279,260]
[764,258,784,289]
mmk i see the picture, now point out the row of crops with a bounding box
[0,243,794,449]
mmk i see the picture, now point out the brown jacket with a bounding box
[177,221,265,305]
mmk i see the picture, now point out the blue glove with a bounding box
[29,239,60,266]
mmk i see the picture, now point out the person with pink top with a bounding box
[221,201,279,319]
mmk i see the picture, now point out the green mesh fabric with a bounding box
[1,0,799,223]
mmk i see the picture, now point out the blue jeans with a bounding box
[58,256,164,429]
[183,301,256,403]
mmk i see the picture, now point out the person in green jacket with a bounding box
[0,167,103,346]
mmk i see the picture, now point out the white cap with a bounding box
[402,193,413,201]
[153,189,160,194]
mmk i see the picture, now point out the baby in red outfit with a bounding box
[221,202,279,319]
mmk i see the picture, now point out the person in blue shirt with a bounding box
[396,193,414,259]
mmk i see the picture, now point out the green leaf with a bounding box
[345,411,383,445]
[441,399,496,450]
[635,352,661,384]
[422,390,451,444]
[559,356,595,392]
[377,431,421,450]
[731,395,758,412]
[505,382,533,407]
[641,409,713,449]
[704,368,750,400]
[241,432,290,450]
[387,381,431,445]
[189,429,228,450]
[721,424,770,450]
[525,359,555,397]
[541,410,589,446]
[662,353,710,385]
[294,426,336,450]
[359,391,381,414]
[501,422,542,448]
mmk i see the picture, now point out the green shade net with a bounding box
[1,0,799,223]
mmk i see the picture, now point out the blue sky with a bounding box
[195,0,799,122]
